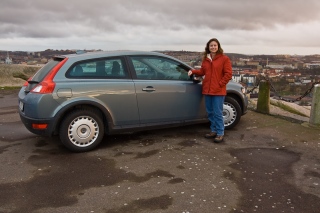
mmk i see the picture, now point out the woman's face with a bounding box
[209,41,218,54]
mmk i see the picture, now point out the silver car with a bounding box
[18,51,248,152]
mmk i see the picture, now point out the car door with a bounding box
[60,57,139,127]
[128,55,207,125]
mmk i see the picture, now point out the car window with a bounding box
[32,58,63,82]
[67,58,127,79]
[129,56,190,80]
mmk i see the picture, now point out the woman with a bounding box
[188,38,232,143]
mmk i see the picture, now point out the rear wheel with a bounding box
[223,96,242,130]
[59,108,104,152]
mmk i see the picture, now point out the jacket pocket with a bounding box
[210,85,222,93]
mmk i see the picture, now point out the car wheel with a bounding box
[223,96,242,130]
[59,108,104,152]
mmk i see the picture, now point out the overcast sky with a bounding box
[1,0,320,55]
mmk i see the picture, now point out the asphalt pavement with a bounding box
[0,89,320,213]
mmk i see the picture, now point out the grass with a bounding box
[0,64,39,87]
[12,72,29,81]
[0,86,21,90]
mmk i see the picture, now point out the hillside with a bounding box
[0,64,40,87]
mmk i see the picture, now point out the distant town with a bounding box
[1,49,320,102]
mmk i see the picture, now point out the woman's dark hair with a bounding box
[202,38,224,61]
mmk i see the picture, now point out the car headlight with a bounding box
[241,87,246,94]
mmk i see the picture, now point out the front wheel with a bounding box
[223,96,242,130]
[59,108,105,152]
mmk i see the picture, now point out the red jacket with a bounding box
[192,54,232,96]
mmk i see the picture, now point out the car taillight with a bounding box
[31,81,56,93]
[31,58,68,94]
[23,77,32,86]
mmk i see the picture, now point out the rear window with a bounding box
[24,57,64,93]
[31,58,64,82]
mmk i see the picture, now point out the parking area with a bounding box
[1,90,320,213]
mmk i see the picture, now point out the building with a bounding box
[242,74,256,86]
[5,52,12,64]
[232,74,241,82]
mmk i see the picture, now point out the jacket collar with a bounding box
[206,53,221,61]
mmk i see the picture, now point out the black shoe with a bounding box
[205,132,217,139]
[214,135,224,143]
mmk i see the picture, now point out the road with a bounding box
[0,89,320,213]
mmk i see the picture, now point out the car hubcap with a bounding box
[68,116,99,147]
[223,103,237,127]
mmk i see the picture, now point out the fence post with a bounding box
[309,84,320,127]
[256,80,270,114]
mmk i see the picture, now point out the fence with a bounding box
[247,77,320,127]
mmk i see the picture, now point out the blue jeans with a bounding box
[205,95,225,136]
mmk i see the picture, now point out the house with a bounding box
[232,74,241,82]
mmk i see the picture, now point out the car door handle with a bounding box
[142,86,155,92]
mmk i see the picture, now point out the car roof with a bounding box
[58,50,170,61]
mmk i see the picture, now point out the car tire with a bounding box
[59,108,105,152]
[223,96,242,130]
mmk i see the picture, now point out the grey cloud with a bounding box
[0,0,320,38]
